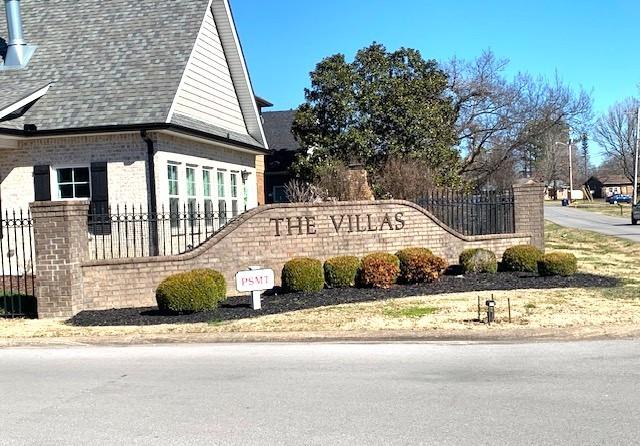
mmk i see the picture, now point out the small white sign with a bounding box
[235,268,275,292]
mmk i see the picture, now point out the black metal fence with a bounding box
[413,189,515,235]
[0,209,37,318]
[88,204,240,260]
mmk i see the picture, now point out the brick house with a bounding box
[584,175,633,199]
[0,0,269,220]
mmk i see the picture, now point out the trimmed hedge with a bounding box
[156,269,226,314]
[396,248,447,284]
[459,248,498,274]
[324,256,361,288]
[359,252,400,288]
[282,257,325,292]
[538,253,578,277]
[501,245,544,273]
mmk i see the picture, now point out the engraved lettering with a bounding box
[394,212,406,230]
[306,216,317,235]
[367,214,377,231]
[356,215,367,232]
[287,216,304,235]
[270,218,285,236]
[331,215,345,233]
[379,213,394,231]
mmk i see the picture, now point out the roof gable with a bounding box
[169,2,249,137]
[168,0,267,148]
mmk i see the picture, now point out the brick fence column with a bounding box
[30,200,89,318]
[512,183,545,250]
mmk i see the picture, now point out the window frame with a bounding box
[51,165,92,201]
[203,168,214,228]
[167,163,180,229]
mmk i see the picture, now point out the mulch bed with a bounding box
[68,272,619,327]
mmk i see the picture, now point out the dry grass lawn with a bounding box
[2,221,640,340]
[568,200,631,218]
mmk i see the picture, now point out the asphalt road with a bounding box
[2,341,640,445]
[545,205,640,242]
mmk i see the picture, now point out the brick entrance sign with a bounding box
[30,183,544,318]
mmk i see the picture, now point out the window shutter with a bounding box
[33,165,51,201]
[90,162,110,235]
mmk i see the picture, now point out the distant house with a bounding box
[544,180,567,200]
[585,175,633,198]
[0,0,269,217]
[262,110,302,203]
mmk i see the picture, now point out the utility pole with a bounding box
[568,130,573,202]
[634,108,640,205]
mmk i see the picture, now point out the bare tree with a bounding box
[374,156,438,199]
[445,50,592,185]
[534,128,572,195]
[594,98,640,181]
[284,180,325,203]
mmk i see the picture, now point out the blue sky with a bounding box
[233,0,639,160]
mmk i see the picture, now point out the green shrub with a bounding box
[156,269,226,314]
[396,247,447,283]
[359,252,401,288]
[538,253,578,277]
[459,248,498,273]
[282,257,325,292]
[501,245,544,273]
[324,256,361,288]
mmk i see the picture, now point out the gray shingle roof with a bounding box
[262,110,300,152]
[0,0,230,135]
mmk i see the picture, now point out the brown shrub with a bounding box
[396,248,448,283]
[359,252,401,288]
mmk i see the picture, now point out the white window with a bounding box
[231,172,238,198]
[203,169,214,227]
[217,170,227,225]
[231,172,239,217]
[186,166,197,227]
[217,171,225,198]
[56,167,90,199]
[167,164,179,228]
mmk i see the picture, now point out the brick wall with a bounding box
[31,200,89,318]
[29,182,544,317]
[0,133,149,212]
[513,183,545,249]
[0,132,262,213]
[78,200,535,312]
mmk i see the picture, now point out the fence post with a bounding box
[512,182,545,250]
[30,200,89,318]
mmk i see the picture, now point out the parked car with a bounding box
[632,203,640,225]
[606,194,632,204]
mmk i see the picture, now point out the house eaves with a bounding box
[0,123,270,155]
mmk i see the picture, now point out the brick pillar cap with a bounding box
[30,200,90,209]
[512,181,544,188]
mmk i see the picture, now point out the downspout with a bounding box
[141,130,159,256]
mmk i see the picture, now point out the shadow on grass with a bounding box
[68,272,620,327]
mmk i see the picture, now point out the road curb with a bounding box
[2,326,640,348]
